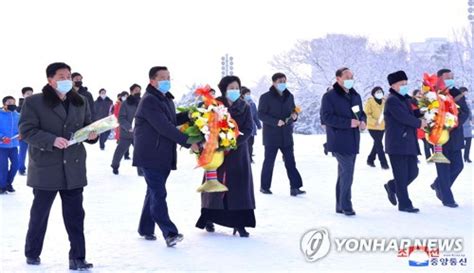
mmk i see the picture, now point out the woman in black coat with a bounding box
[195,76,256,237]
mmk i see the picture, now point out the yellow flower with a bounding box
[221,138,230,147]
[195,118,206,129]
[428,100,439,110]
[203,112,210,119]
[192,112,201,119]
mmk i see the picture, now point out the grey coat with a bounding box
[19,85,97,191]
[119,95,139,140]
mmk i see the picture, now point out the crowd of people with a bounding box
[0,62,472,270]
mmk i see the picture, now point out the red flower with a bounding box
[423,73,438,91]
[218,120,229,129]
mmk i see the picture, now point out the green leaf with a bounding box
[184,126,202,137]
[186,135,204,144]
[177,106,190,112]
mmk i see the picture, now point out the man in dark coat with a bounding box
[430,69,470,208]
[133,66,198,247]
[17,87,34,176]
[72,72,95,119]
[258,73,305,196]
[241,86,261,163]
[19,62,98,270]
[383,70,426,213]
[321,67,366,216]
[111,84,141,175]
[93,88,113,150]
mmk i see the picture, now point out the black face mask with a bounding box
[133,93,141,98]
[6,105,17,111]
[74,81,83,88]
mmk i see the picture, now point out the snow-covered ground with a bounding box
[1,134,472,273]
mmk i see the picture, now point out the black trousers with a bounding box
[260,145,303,190]
[112,138,134,169]
[464,137,472,160]
[422,139,433,159]
[367,130,388,165]
[25,188,86,259]
[388,155,418,209]
[433,150,464,205]
[248,136,255,161]
[333,153,356,211]
[138,168,178,239]
[99,130,111,149]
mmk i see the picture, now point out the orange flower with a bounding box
[294,106,302,113]
[180,123,189,132]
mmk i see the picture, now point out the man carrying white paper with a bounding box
[19,62,98,270]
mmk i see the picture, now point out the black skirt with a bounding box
[196,208,256,229]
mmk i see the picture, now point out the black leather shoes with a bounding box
[384,183,397,206]
[399,207,420,213]
[26,257,41,265]
[290,188,306,196]
[233,227,250,237]
[260,188,272,194]
[166,233,184,247]
[205,221,215,233]
[69,259,93,270]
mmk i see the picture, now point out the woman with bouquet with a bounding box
[195,76,256,237]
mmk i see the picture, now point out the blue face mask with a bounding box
[226,89,241,102]
[444,79,455,89]
[56,80,73,94]
[276,83,287,92]
[343,80,354,89]
[157,80,171,93]
[244,95,252,101]
[399,85,410,96]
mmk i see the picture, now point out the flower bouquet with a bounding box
[68,115,119,146]
[418,73,459,163]
[284,106,302,123]
[178,85,240,192]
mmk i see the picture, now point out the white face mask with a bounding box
[374,92,384,100]
[100,94,107,99]
[121,96,127,102]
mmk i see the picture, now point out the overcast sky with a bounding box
[0,0,469,100]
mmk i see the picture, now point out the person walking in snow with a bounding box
[240,86,261,163]
[111,84,142,175]
[321,67,366,216]
[0,96,20,194]
[383,70,425,213]
[72,72,95,119]
[364,86,389,169]
[20,62,98,270]
[93,88,113,150]
[17,87,34,176]
[460,87,472,163]
[112,91,131,159]
[258,72,305,196]
[133,66,199,247]
[430,69,470,208]
[195,76,256,238]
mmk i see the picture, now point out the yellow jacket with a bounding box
[364,97,385,130]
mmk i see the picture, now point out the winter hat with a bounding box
[387,71,408,86]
